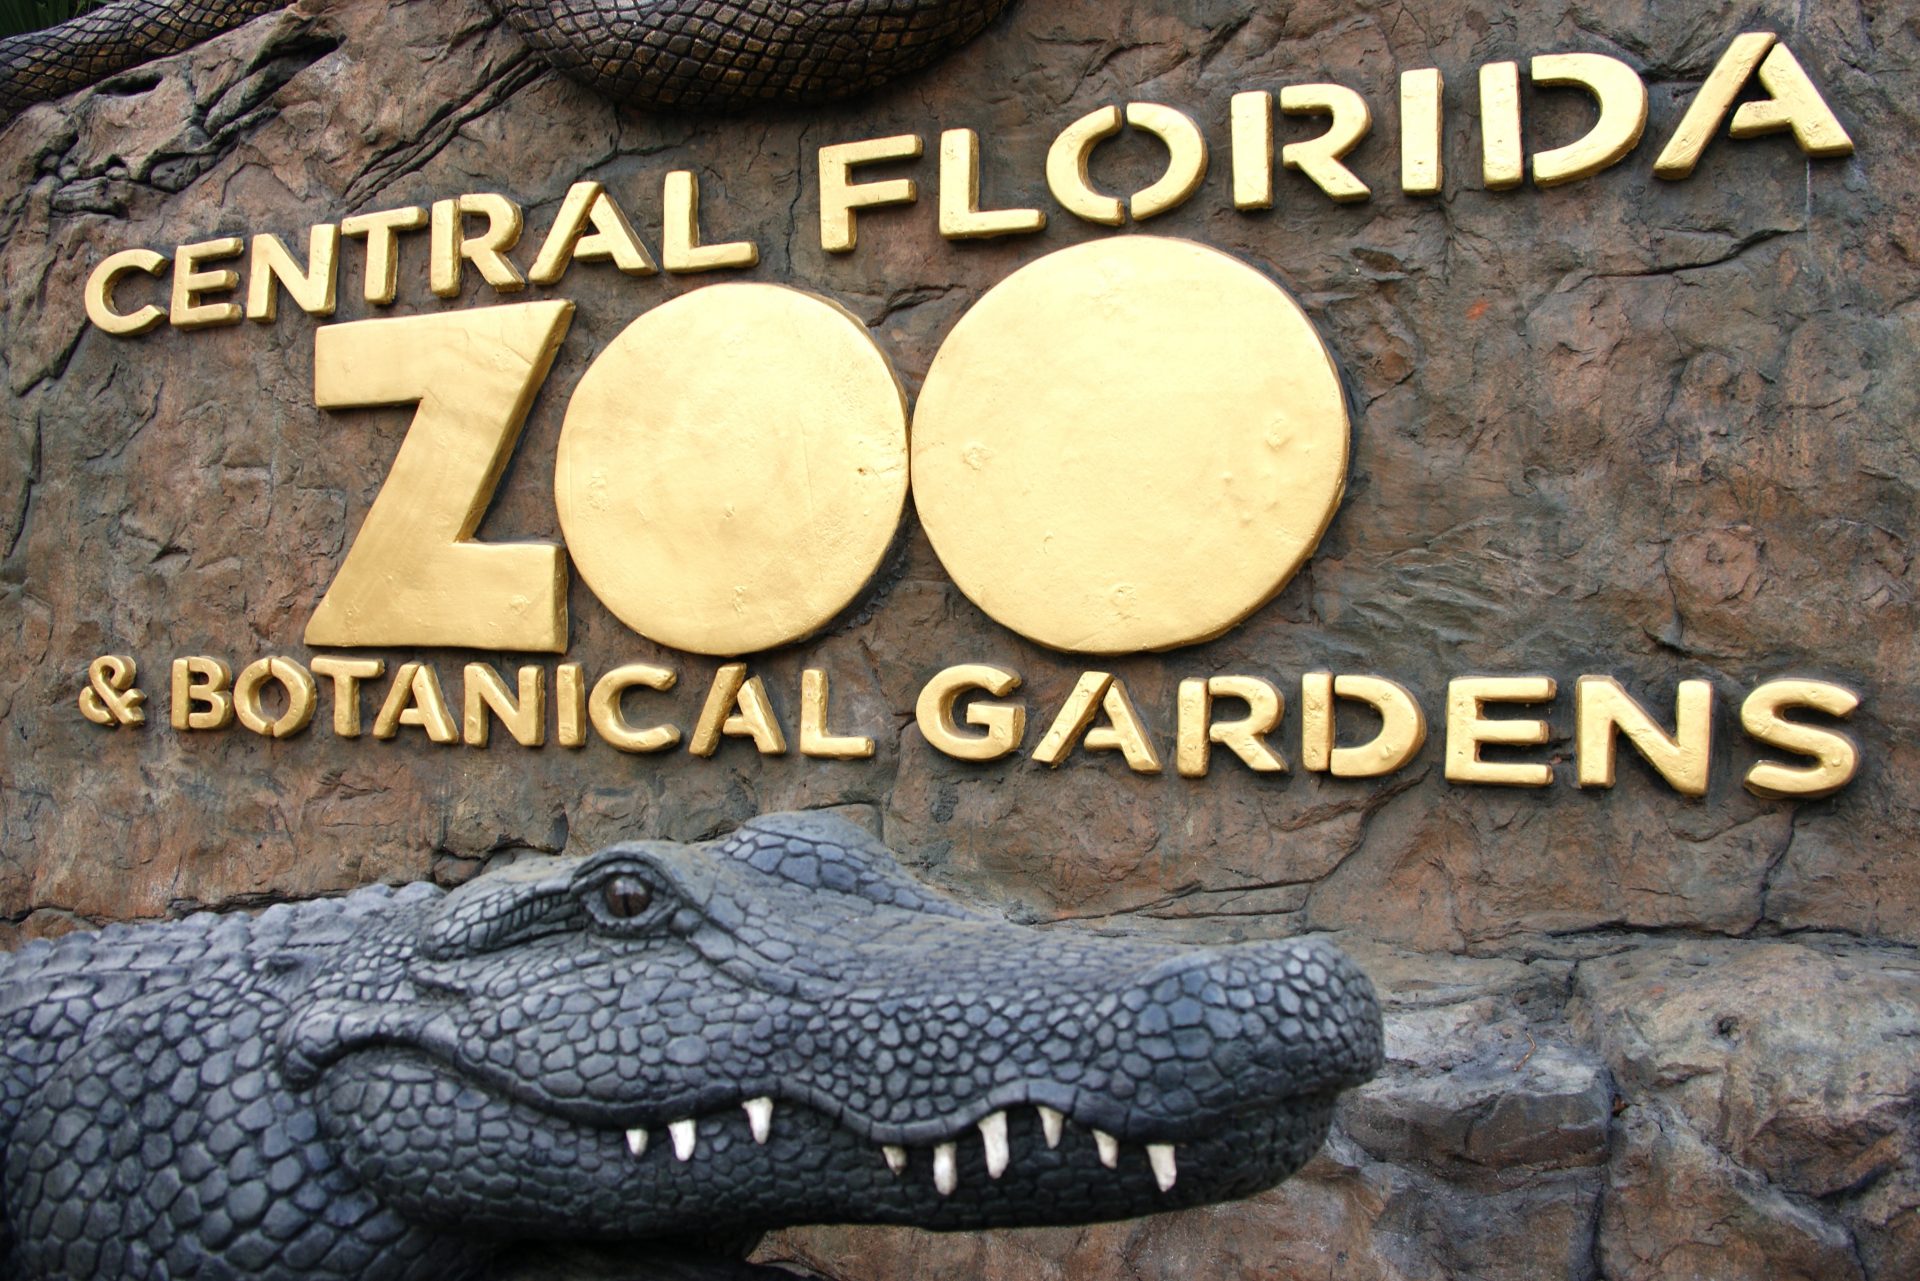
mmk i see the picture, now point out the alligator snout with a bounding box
[776,929,1383,1145]
[1105,937,1385,1121]
[291,813,1383,1237]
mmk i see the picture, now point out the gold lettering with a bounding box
[1279,83,1373,203]
[309,655,384,737]
[588,663,679,754]
[554,283,908,656]
[306,302,573,651]
[1083,678,1161,772]
[1124,102,1209,220]
[233,656,317,739]
[909,236,1349,655]
[1654,34,1851,180]
[430,193,526,297]
[1046,105,1125,225]
[689,663,786,757]
[528,180,658,285]
[662,170,759,272]
[1032,671,1109,765]
[556,662,587,748]
[1229,91,1274,210]
[1741,679,1860,800]
[1176,675,1285,778]
[1032,672,1160,773]
[373,661,458,743]
[84,248,168,336]
[1479,61,1524,190]
[819,134,922,253]
[938,128,1046,239]
[1530,53,1648,186]
[78,656,143,727]
[800,669,874,760]
[1303,673,1427,777]
[339,206,428,305]
[1300,671,1334,772]
[1044,104,1206,224]
[1575,676,1712,796]
[170,237,245,330]
[1727,44,1854,156]
[1400,68,1445,195]
[245,226,340,322]
[1445,675,1556,787]
[915,664,1025,762]
[463,663,546,748]
[170,656,235,731]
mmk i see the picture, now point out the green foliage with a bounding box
[0,0,106,41]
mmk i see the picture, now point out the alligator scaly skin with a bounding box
[488,0,1016,111]
[0,0,1015,119]
[0,0,283,116]
[0,813,1383,1278]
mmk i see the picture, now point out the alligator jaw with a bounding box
[312,1049,1341,1235]
[290,815,1382,1238]
[287,1006,1338,1164]
[632,1101,1184,1193]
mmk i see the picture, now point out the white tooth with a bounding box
[1147,1143,1177,1192]
[882,1145,908,1176]
[978,1111,1009,1178]
[625,1128,648,1157]
[1038,1106,1065,1149]
[743,1097,774,1144]
[668,1119,697,1161]
[933,1142,958,1195]
[1093,1129,1120,1169]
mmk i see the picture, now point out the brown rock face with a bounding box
[0,0,1915,1276]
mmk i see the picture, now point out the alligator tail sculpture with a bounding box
[0,0,1017,119]
[0,812,1383,1278]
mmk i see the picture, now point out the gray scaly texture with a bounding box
[0,812,1382,1278]
[0,0,1015,118]
[0,0,283,115]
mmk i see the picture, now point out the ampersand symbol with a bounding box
[78,655,146,727]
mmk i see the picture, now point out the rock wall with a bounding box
[0,0,1914,1276]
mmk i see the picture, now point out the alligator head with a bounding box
[281,812,1382,1242]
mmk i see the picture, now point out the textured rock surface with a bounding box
[0,0,1915,1276]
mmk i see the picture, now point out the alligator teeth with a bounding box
[978,1111,1009,1178]
[933,1142,958,1196]
[743,1097,773,1144]
[668,1119,697,1161]
[1093,1129,1120,1169]
[1037,1106,1065,1149]
[1147,1143,1177,1192]
[882,1145,908,1176]
[625,1128,648,1157]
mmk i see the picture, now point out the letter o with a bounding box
[556,283,909,656]
[911,236,1349,654]
[233,657,317,738]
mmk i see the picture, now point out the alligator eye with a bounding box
[601,877,653,919]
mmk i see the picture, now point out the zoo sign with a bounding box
[69,41,1865,799]
[261,234,1348,660]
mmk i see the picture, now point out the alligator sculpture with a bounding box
[0,812,1383,1278]
[0,0,1016,119]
